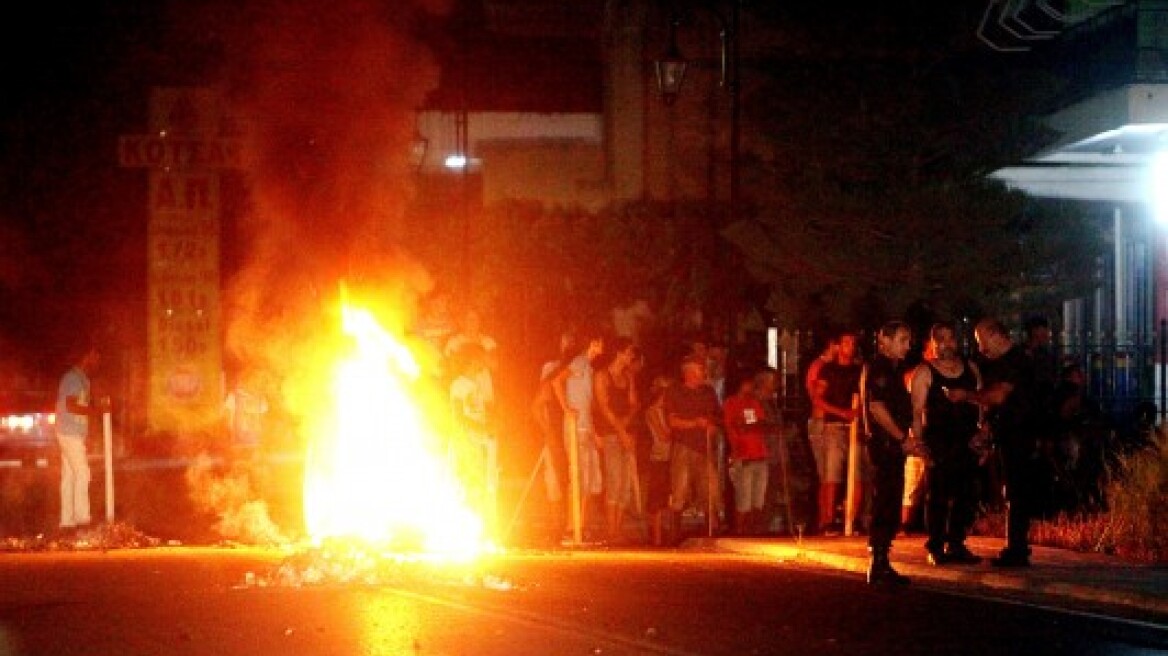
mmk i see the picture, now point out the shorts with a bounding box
[809,421,849,484]
[564,427,602,497]
[543,445,563,503]
[602,433,634,508]
[903,455,928,507]
[729,459,768,512]
[670,443,719,514]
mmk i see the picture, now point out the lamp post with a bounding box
[655,1,742,344]
[1151,149,1168,424]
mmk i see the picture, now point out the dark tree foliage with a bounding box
[725,1,1104,330]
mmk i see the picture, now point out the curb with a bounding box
[698,538,1168,618]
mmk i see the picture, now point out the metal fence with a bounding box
[1058,324,1167,426]
[753,325,1168,429]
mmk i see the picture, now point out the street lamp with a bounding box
[654,1,742,342]
[655,17,688,106]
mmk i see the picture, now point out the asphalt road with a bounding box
[0,548,1165,656]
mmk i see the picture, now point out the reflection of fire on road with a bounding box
[301,299,488,560]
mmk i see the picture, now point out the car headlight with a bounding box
[1,414,47,432]
[3,415,32,431]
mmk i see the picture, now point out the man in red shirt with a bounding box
[724,371,770,535]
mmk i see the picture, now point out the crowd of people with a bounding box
[531,327,769,547]
[511,310,1130,585]
[44,285,1142,586]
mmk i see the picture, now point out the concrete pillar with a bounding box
[1062,298,1079,347]
[1115,206,1127,343]
[1157,225,1168,334]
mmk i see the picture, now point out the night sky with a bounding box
[0,2,172,377]
[0,0,1074,382]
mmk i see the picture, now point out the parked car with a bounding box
[0,390,56,462]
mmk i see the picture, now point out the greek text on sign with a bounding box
[151,174,219,214]
[119,135,243,170]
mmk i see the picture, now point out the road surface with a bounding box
[0,547,1165,655]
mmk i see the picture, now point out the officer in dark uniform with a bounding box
[861,321,914,585]
[948,317,1038,567]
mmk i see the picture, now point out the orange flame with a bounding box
[302,301,486,559]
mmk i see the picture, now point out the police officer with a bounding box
[862,321,913,585]
[947,317,1038,567]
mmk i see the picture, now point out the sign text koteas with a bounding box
[120,87,240,433]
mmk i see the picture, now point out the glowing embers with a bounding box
[302,302,485,560]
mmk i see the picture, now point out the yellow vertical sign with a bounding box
[120,87,241,435]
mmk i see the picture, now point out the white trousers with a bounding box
[57,433,91,527]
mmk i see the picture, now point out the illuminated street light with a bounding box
[1150,149,1168,225]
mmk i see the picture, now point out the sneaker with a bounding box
[990,549,1031,568]
[945,544,983,565]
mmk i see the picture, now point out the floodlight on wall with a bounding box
[444,154,468,170]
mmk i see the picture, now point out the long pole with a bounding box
[1161,318,1166,425]
[504,447,547,544]
[725,0,741,344]
[728,0,741,220]
[565,415,582,544]
[844,393,860,537]
[775,414,794,534]
[706,428,716,537]
[103,409,115,522]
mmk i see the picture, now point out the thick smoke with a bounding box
[185,453,286,545]
[224,0,447,362]
[183,0,449,543]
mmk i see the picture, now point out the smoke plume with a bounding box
[181,0,448,542]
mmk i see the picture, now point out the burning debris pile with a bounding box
[239,539,516,591]
[0,522,162,552]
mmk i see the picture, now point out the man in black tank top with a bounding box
[594,338,640,544]
[910,323,983,565]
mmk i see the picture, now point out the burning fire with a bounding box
[302,300,487,559]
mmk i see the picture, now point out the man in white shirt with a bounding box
[56,345,101,532]
[444,309,497,414]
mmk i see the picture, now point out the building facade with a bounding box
[992,1,1168,417]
